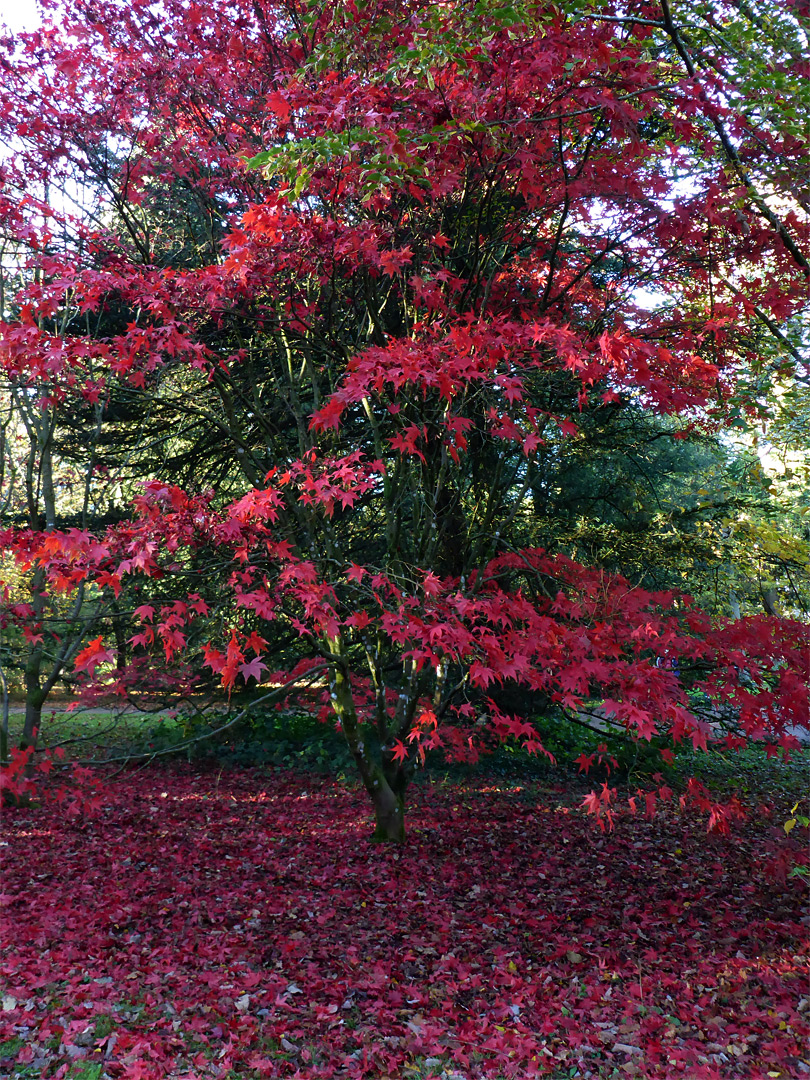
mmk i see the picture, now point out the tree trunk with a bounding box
[22,694,43,752]
[370,782,405,844]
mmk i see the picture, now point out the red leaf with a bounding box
[239,657,268,683]
[267,91,291,123]
[390,740,408,764]
[73,636,115,677]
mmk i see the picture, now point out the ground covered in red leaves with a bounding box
[1,767,808,1080]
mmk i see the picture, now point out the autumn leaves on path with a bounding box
[1,769,807,1079]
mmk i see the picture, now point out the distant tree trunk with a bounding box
[762,588,779,616]
[17,392,56,755]
[0,656,9,765]
[11,388,104,755]
[111,599,128,673]
[20,567,47,752]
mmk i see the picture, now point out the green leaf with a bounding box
[243,150,273,170]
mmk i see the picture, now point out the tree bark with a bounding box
[21,694,43,752]
[370,782,405,844]
[762,587,779,616]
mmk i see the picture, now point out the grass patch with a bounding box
[4,706,191,762]
[67,1065,104,1080]
[92,1014,117,1040]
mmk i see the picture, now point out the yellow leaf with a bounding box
[784,818,796,835]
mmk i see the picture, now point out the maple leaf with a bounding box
[239,657,268,683]
[345,610,372,629]
[244,630,268,653]
[188,594,210,616]
[422,571,442,596]
[202,643,226,673]
[575,752,594,775]
[266,90,291,123]
[73,636,115,677]
[390,740,408,764]
[470,661,497,687]
[379,246,414,276]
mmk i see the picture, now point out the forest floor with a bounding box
[1,738,808,1080]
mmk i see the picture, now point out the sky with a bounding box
[1,0,42,32]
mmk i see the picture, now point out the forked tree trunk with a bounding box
[326,635,409,843]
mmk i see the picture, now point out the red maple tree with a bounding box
[0,0,807,838]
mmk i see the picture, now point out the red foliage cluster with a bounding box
[1,769,808,1079]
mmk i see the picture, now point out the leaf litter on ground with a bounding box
[0,766,808,1079]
